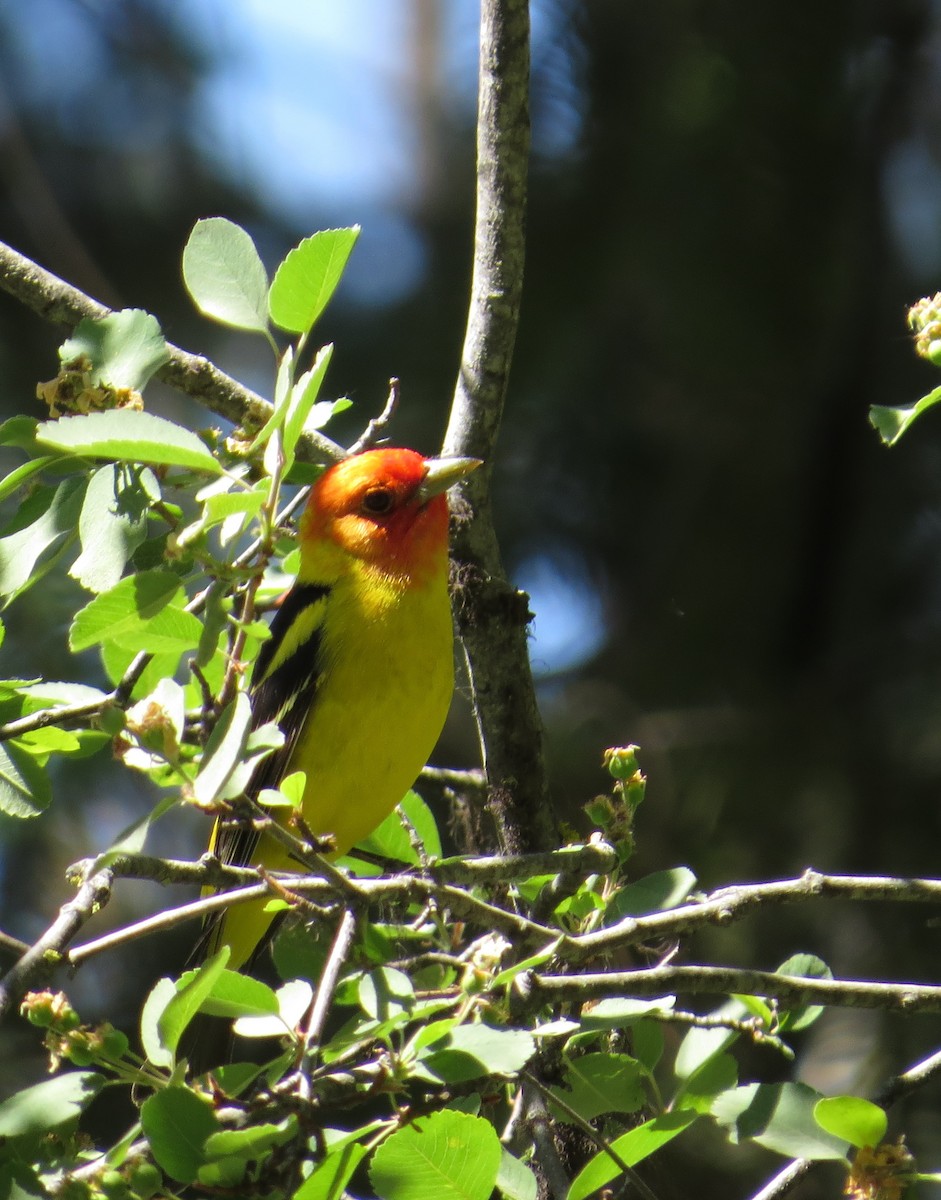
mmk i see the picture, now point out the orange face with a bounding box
[300,448,450,578]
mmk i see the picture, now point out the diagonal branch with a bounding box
[0,238,344,465]
[442,0,553,856]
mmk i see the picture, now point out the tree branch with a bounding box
[0,238,344,465]
[0,867,113,1018]
[441,0,552,857]
[529,965,941,1015]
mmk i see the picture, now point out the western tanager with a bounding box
[204,447,480,969]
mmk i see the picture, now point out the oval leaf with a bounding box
[814,1096,887,1150]
[567,1110,698,1200]
[183,217,270,334]
[0,1073,104,1137]
[140,1086,220,1184]
[370,1110,502,1200]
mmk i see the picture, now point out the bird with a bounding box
[202,447,481,970]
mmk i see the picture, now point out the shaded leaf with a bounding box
[59,309,168,390]
[549,1053,645,1122]
[712,1082,849,1160]
[0,1073,104,1138]
[0,740,51,818]
[605,867,697,921]
[0,478,85,601]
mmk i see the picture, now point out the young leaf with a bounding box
[268,227,360,335]
[281,344,334,468]
[369,1109,502,1200]
[814,1096,887,1150]
[140,1086,220,1184]
[36,410,222,475]
[870,386,941,446]
[567,1110,698,1200]
[59,309,169,390]
[182,217,270,334]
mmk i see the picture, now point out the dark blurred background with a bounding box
[2,0,941,1194]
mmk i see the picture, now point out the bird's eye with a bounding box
[361,486,395,515]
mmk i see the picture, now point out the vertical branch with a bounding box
[442,0,554,855]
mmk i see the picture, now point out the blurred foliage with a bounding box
[3,0,941,1195]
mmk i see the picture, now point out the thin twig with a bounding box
[303,908,358,1055]
[347,377,400,454]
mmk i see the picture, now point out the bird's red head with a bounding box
[300,448,478,581]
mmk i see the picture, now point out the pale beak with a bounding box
[416,456,483,504]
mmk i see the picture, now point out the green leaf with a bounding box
[814,1096,887,1150]
[370,1110,502,1200]
[0,1072,104,1137]
[567,1110,698,1200]
[194,969,280,1020]
[70,569,195,653]
[233,979,313,1038]
[192,692,253,806]
[674,1051,738,1113]
[356,790,442,864]
[418,1025,535,1085]
[182,217,270,334]
[268,227,360,334]
[870,386,941,445]
[70,464,155,592]
[140,1086,220,1184]
[711,1082,849,1160]
[549,1053,646,1122]
[776,953,833,1032]
[0,741,51,818]
[579,995,676,1030]
[158,948,231,1061]
[282,344,334,468]
[496,1149,538,1200]
[140,977,178,1069]
[203,1116,297,1161]
[674,997,751,1079]
[0,477,85,601]
[605,866,697,921]
[59,309,169,390]
[36,410,222,475]
[359,968,414,1020]
[293,1141,369,1200]
[630,1019,664,1072]
[0,456,60,504]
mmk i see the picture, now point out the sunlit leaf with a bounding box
[182,217,270,334]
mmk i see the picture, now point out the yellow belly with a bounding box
[224,565,454,968]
